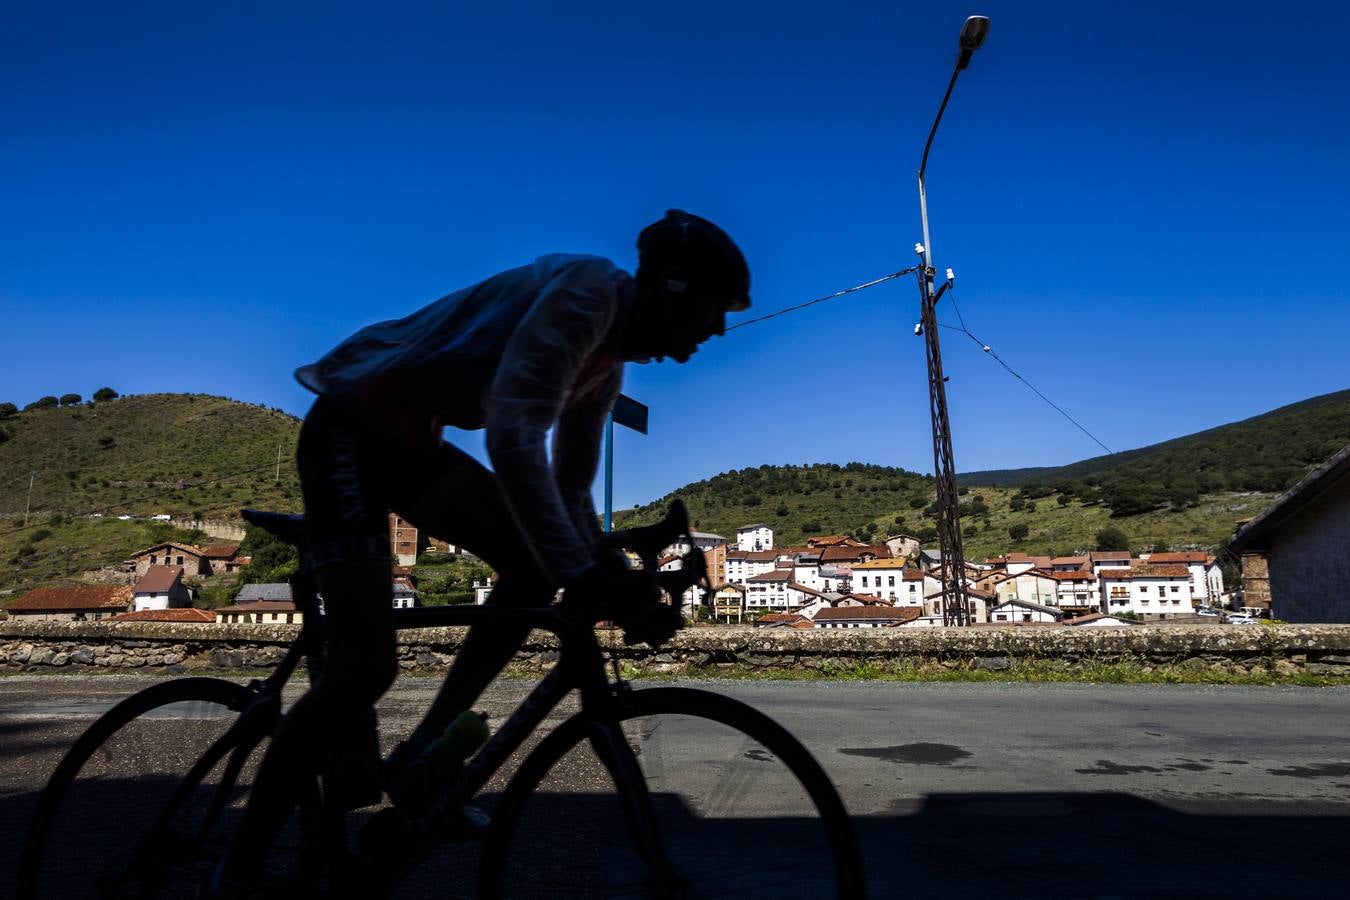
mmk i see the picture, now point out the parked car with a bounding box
[1196,607,1220,617]
[1226,614,1257,625]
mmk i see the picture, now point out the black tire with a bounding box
[17,677,265,900]
[479,686,865,899]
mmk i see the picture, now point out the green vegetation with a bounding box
[617,462,935,546]
[1095,526,1130,551]
[959,388,1350,518]
[0,393,302,520]
[411,555,494,605]
[0,517,211,597]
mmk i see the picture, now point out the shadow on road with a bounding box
[5,780,1349,897]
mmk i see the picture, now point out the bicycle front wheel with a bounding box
[17,676,269,900]
[480,686,865,899]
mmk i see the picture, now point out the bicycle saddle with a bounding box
[241,509,306,546]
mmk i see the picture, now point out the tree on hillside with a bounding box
[1008,523,1030,542]
[25,396,58,411]
[239,524,299,584]
[1095,526,1130,551]
[0,402,16,418]
[93,387,119,402]
[60,393,82,407]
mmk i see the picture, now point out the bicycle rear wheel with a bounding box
[479,686,865,899]
[17,677,270,900]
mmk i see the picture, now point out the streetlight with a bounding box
[912,15,989,626]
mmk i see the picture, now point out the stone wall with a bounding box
[4,620,1350,678]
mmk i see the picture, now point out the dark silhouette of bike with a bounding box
[19,501,864,898]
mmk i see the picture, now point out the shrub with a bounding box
[775,504,789,517]
[31,528,52,542]
[0,402,16,418]
[1095,526,1130,551]
[1057,494,1071,506]
[801,521,822,533]
[25,396,59,411]
[59,393,82,407]
[93,387,119,402]
[1009,497,1025,512]
[98,435,115,448]
[1008,523,1030,542]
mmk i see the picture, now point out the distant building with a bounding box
[1229,443,1350,622]
[389,513,420,566]
[1100,565,1194,620]
[132,565,191,611]
[736,524,773,552]
[813,606,921,629]
[8,584,134,622]
[129,542,211,578]
[108,608,217,624]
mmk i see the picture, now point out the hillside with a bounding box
[0,393,303,519]
[617,466,1275,560]
[618,390,1350,557]
[958,388,1350,494]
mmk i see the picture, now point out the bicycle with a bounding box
[18,501,865,898]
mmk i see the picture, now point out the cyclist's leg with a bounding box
[212,400,399,894]
[387,450,555,747]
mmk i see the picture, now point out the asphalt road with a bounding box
[3,674,1349,897]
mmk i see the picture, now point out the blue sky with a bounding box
[3,1,1348,510]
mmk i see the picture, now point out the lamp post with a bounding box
[912,15,989,626]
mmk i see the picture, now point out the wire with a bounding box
[725,268,915,332]
[940,287,1116,456]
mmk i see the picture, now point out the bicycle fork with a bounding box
[586,718,686,898]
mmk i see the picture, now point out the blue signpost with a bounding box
[604,393,649,531]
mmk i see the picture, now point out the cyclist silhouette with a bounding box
[207,210,751,897]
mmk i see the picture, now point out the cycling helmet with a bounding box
[636,210,751,312]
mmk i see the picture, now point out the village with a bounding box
[4,512,1250,630]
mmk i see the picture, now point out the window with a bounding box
[177,556,184,565]
[1140,586,1148,593]
[861,577,868,587]
[1170,586,1179,593]
[150,555,156,565]
[888,576,896,587]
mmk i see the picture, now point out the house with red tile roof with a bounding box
[108,608,217,624]
[8,584,135,622]
[1100,564,1195,620]
[201,545,249,575]
[128,542,212,577]
[813,606,922,628]
[988,598,1062,624]
[132,564,191,611]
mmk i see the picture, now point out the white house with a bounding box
[1100,564,1195,619]
[392,576,418,609]
[744,571,826,610]
[813,606,921,629]
[736,524,773,552]
[1089,551,1133,576]
[1050,569,1101,614]
[987,598,1062,624]
[1063,612,1138,627]
[988,570,1060,609]
[725,549,779,585]
[1141,551,1224,605]
[849,560,934,607]
[791,553,826,592]
[131,564,191,612]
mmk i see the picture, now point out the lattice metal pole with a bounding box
[909,16,990,626]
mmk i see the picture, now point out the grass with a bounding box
[0,517,214,596]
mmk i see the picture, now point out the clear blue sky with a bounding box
[4,1,1347,510]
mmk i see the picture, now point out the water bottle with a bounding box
[387,710,490,812]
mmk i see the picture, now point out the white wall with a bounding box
[736,527,773,551]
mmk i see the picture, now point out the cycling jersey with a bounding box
[295,254,633,584]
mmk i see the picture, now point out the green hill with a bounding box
[620,390,1350,559]
[0,393,302,519]
[958,388,1350,497]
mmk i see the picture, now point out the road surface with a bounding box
[3,674,1348,896]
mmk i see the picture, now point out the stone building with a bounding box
[1228,443,1350,623]
[129,542,212,578]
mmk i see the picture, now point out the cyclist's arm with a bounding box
[552,366,621,553]
[484,262,622,586]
